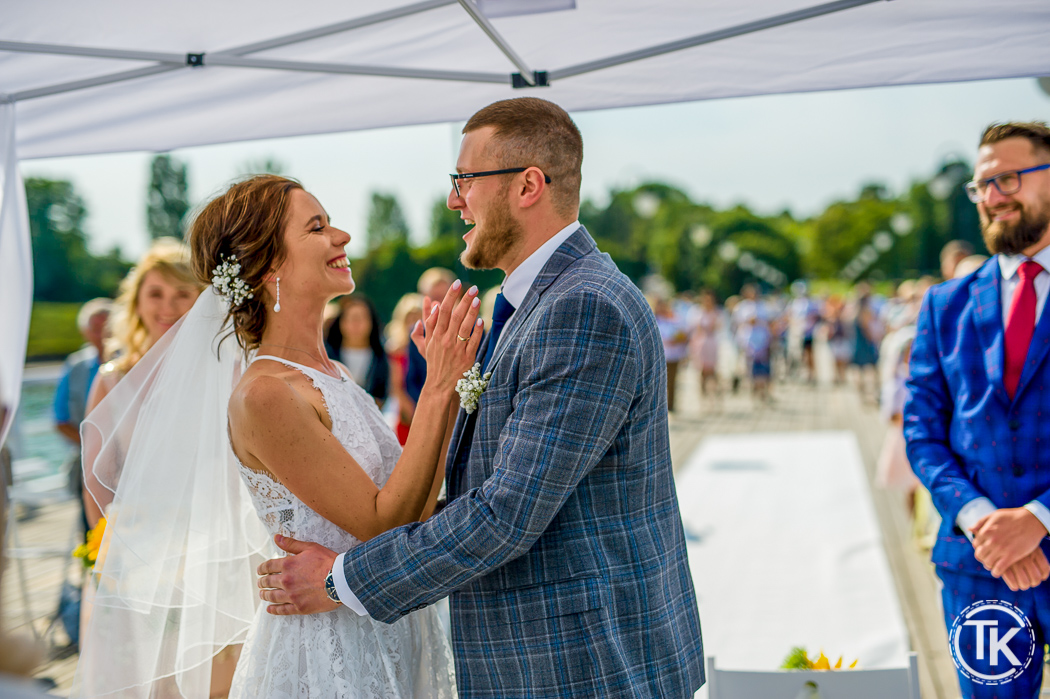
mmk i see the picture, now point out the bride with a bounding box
[74,175,482,698]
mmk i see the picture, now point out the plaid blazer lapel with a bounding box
[485,226,596,375]
[972,260,1008,405]
[445,226,597,485]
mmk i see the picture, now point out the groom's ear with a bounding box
[517,167,547,209]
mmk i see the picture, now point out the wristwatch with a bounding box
[324,570,340,603]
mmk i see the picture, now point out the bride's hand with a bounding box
[412,280,483,393]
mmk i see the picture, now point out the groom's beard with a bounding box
[461,186,524,270]
[980,198,1050,255]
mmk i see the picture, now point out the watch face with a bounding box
[325,572,339,603]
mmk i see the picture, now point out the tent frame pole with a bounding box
[6,0,889,101]
[6,0,472,101]
[455,0,536,86]
[550,0,887,80]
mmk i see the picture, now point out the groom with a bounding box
[259,97,705,697]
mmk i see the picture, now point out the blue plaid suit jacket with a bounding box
[904,257,1050,576]
[341,227,705,698]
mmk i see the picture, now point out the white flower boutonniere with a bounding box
[456,363,492,415]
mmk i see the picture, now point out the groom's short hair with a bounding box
[464,97,583,218]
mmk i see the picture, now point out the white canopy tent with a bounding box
[2,0,1049,439]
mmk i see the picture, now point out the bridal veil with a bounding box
[73,288,270,698]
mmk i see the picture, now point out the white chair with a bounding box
[705,653,920,699]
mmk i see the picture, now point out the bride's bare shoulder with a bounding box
[231,365,296,418]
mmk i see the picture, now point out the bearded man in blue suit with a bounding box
[905,121,1050,698]
[258,97,705,698]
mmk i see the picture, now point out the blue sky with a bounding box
[21,77,1049,260]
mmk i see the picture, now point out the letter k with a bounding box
[989,627,1021,667]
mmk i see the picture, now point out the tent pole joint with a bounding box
[186,53,205,67]
[512,71,548,88]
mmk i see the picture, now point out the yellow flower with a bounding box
[72,518,107,569]
[781,647,859,671]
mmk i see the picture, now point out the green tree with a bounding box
[430,197,465,240]
[147,154,190,240]
[366,192,409,250]
[801,183,899,280]
[699,206,801,298]
[25,177,132,302]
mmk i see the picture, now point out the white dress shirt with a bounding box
[957,245,1050,541]
[332,220,582,614]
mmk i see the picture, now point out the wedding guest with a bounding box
[76,239,219,693]
[953,253,989,279]
[688,289,722,400]
[824,295,850,384]
[404,267,456,407]
[939,239,975,280]
[905,122,1050,698]
[847,283,880,400]
[385,293,423,445]
[788,281,821,384]
[53,299,111,536]
[654,296,688,411]
[742,313,773,404]
[84,238,203,526]
[875,326,919,498]
[324,294,390,407]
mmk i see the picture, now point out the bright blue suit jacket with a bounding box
[904,257,1050,576]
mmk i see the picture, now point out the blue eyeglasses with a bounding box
[965,163,1050,203]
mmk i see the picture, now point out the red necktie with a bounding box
[1004,260,1044,398]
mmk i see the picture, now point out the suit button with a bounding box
[1009,420,1021,431]
[1013,465,1025,477]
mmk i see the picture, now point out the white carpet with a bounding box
[676,430,910,687]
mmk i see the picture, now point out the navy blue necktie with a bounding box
[449,292,515,496]
[481,292,516,373]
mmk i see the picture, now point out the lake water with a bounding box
[6,368,75,482]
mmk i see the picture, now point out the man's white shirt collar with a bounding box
[500,221,580,308]
[998,245,1050,280]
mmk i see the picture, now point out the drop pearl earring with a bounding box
[273,278,281,313]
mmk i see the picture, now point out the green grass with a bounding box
[27,302,84,360]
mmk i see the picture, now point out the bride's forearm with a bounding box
[374,383,455,531]
[420,399,461,519]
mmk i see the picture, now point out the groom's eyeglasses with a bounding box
[449,168,551,197]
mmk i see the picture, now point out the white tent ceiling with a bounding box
[4,0,1050,159]
[1,0,1049,440]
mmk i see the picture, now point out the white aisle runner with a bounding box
[677,431,910,691]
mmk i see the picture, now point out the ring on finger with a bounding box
[457,335,469,342]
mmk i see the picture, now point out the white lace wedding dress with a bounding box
[228,356,457,699]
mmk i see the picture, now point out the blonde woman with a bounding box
[84,237,203,526]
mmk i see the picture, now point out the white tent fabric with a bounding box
[2,0,1048,435]
[0,101,31,447]
[4,0,1050,159]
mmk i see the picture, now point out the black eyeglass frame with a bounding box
[965,163,1050,203]
[449,167,551,197]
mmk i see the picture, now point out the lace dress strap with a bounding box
[251,354,349,382]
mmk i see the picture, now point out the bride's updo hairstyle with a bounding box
[188,174,304,351]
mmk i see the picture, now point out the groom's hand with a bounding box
[257,534,340,615]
